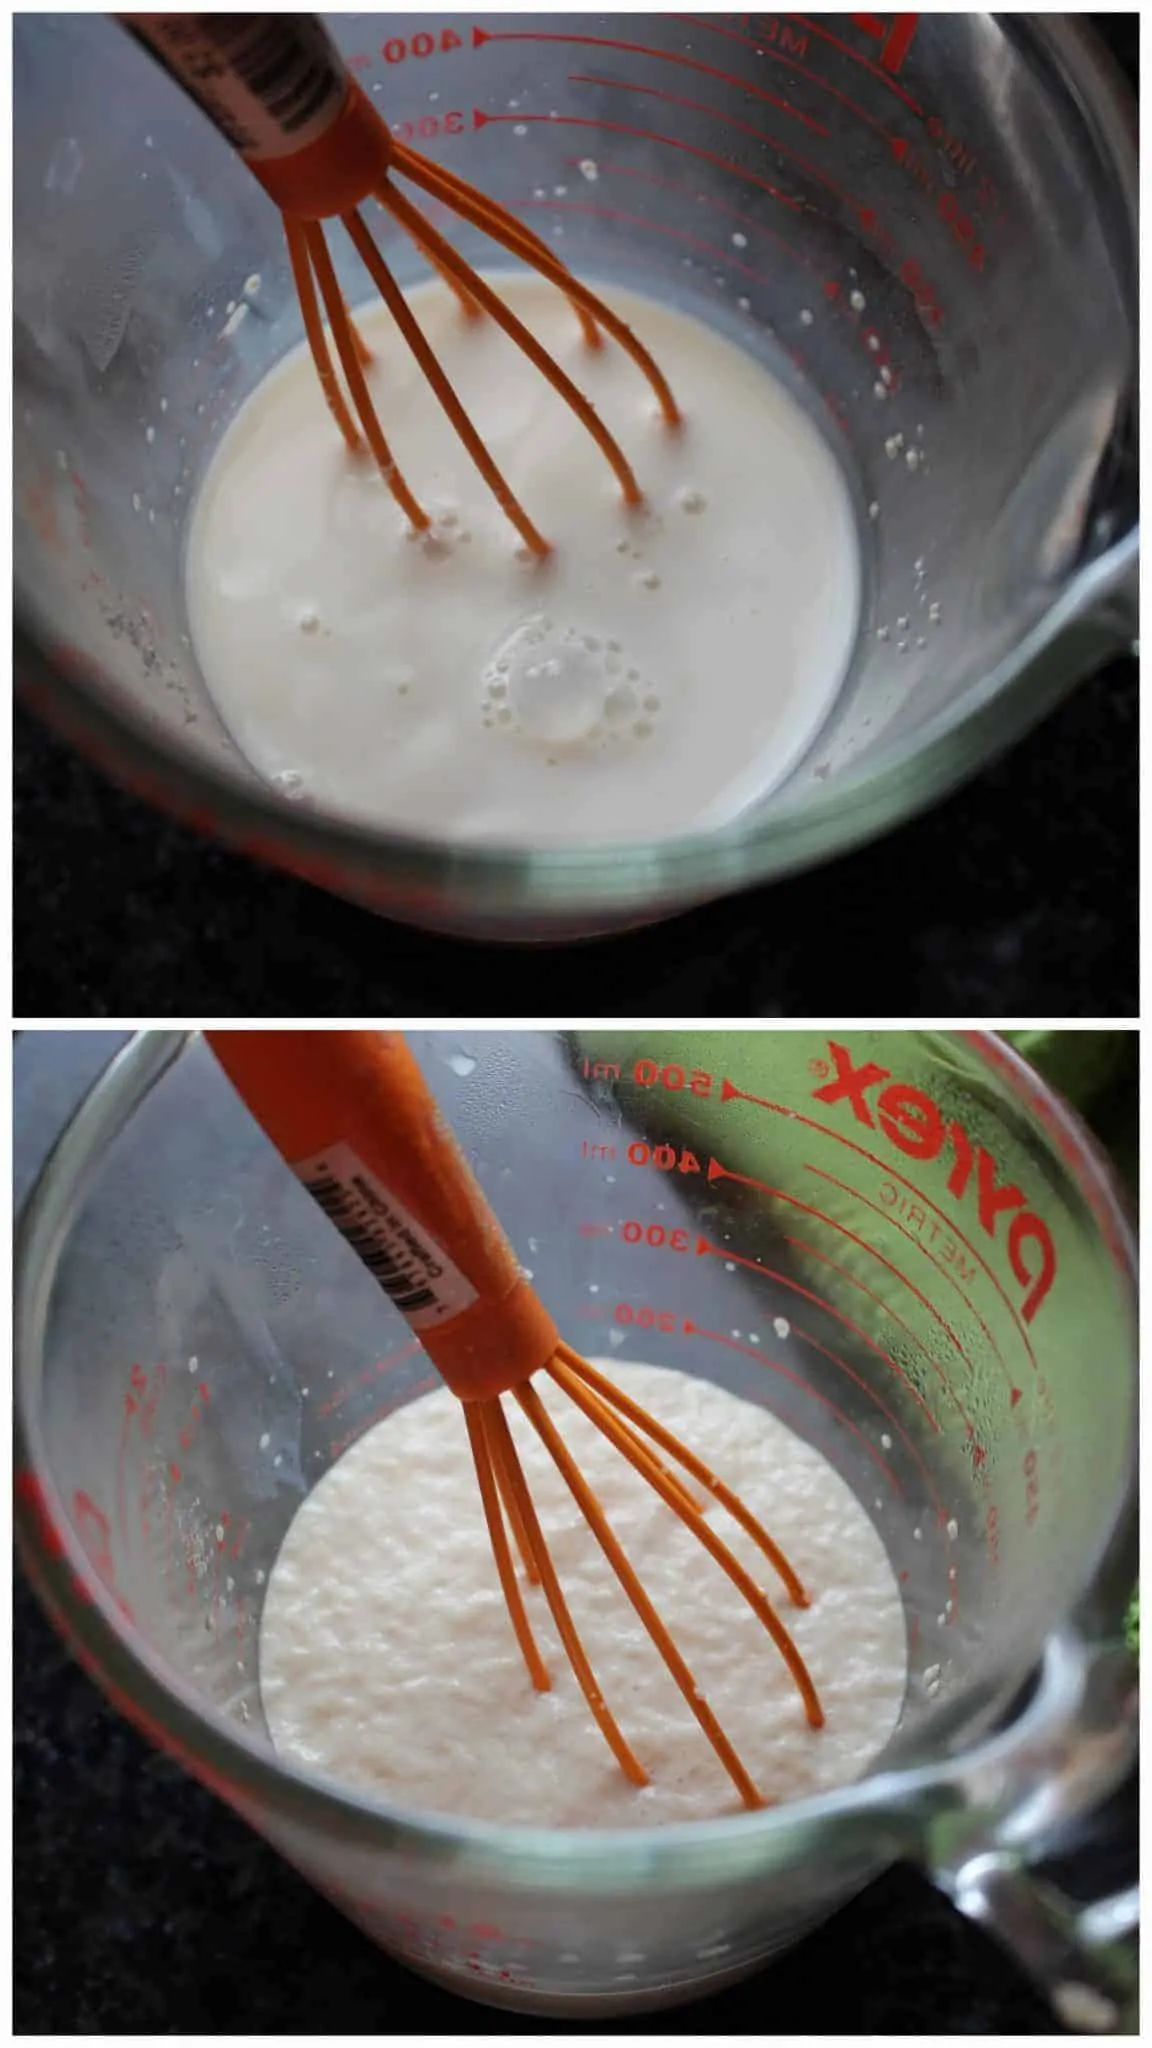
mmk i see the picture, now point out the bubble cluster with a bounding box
[480,615,662,750]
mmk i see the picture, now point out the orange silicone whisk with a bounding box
[123,14,681,557]
[206,1029,824,1811]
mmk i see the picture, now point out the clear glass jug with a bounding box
[13,14,1138,938]
[15,1029,1137,2020]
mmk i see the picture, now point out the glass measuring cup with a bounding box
[13,14,1138,941]
[15,1030,1137,2022]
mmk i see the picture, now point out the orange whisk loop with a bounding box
[207,1030,826,1814]
[123,13,682,557]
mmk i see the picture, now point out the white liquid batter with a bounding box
[187,274,861,844]
[260,1361,906,1827]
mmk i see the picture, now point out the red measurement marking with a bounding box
[378,26,464,64]
[578,1222,614,1236]
[627,1139,702,1174]
[474,24,828,134]
[318,1340,424,1418]
[720,1079,1039,1372]
[476,110,802,215]
[556,156,901,379]
[564,73,848,207]
[789,13,924,113]
[563,155,815,274]
[681,15,893,139]
[625,1220,691,1252]
[780,1233,973,1431]
[518,194,776,294]
[709,1155,990,1396]
[696,1235,948,1434]
[808,1167,1015,1395]
[391,109,465,144]
[784,1317,947,1520]
[632,1057,716,1096]
[850,11,919,77]
[683,1320,906,1499]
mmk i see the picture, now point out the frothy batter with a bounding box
[260,1361,906,1828]
[187,275,861,844]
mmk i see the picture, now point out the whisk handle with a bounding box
[121,14,390,217]
[205,1031,559,1401]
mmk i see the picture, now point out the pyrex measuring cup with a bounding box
[15,1029,1137,2021]
[13,15,1138,940]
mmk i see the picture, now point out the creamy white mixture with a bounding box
[187,273,860,844]
[260,1361,906,1827]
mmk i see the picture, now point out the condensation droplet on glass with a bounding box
[773,1316,790,1339]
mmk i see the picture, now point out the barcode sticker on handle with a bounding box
[123,14,345,161]
[295,1143,478,1331]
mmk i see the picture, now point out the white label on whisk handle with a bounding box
[294,1142,479,1331]
[122,15,347,162]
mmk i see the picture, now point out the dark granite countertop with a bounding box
[14,650,1139,1017]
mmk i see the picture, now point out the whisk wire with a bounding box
[483,1397,649,1787]
[306,218,429,531]
[389,138,602,352]
[284,217,364,456]
[491,1429,543,1586]
[514,1379,767,1810]
[557,1344,811,1610]
[379,177,647,512]
[548,1353,825,1732]
[392,144,681,426]
[464,1402,551,1692]
[345,207,552,558]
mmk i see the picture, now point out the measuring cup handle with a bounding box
[922,1633,1137,2033]
[937,1858,1137,2034]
